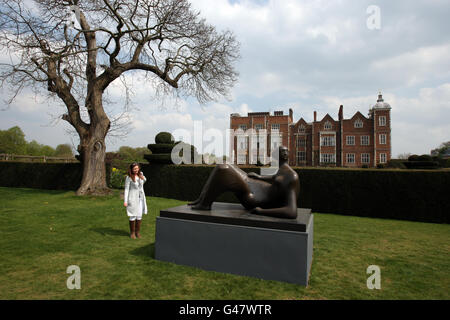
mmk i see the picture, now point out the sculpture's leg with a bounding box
[191,164,251,210]
[187,166,218,206]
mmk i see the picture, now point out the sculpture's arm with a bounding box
[250,189,298,219]
[247,172,274,182]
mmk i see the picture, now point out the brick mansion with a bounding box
[230,92,392,168]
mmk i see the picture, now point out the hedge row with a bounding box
[0,162,111,191]
[0,162,83,190]
[1,162,448,224]
[141,164,450,224]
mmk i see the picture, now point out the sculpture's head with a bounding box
[279,146,289,161]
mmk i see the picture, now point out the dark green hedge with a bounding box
[297,168,449,223]
[0,162,111,191]
[404,161,439,169]
[143,153,173,164]
[141,164,450,224]
[141,164,248,204]
[0,162,83,190]
[147,143,176,154]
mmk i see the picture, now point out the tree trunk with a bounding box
[76,89,112,196]
[76,128,111,196]
[76,126,111,196]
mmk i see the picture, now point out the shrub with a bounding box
[418,154,433,162]
[143,153,173,164]
[147,143,177,154]
[109,167,127,189]
[404,161,439,169]
[408,154,420,162]
[442,158,450,168]
[155,132,175,144]
[386,159,407,169]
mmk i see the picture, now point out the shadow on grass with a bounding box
[130,242,155,259]
[90,227,130,237]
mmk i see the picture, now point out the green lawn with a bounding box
[0,187,448,300]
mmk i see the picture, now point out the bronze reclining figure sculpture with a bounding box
[188,146,300,219]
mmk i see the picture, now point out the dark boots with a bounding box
[135,220,142,238]
[129,220,142,239]
[129,220,136,239]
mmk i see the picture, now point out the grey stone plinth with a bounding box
[154,202,314,286]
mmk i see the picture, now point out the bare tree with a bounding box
[0,0,239,195]
[397,153,412,160]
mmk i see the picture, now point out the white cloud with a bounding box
[370,44,450,86]
[8,93,49,113]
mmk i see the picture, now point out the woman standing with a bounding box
[124,162,148,239]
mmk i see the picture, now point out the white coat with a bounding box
[124,175,148,217]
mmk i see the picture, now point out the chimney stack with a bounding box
[339,105,343,121]
[289,108,293,121]
[314,111,317,122]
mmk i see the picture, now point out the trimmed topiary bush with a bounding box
[147,143,178,154]
[155,132,175,144]
[145,132,177,164]
[145,132,199,165]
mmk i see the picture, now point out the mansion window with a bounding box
[361,135,370,146]
[346,153,355,164]
[380,153,387,163]
[297,151,306,162]
[361,153,370,164]
[379,134,387,144]
[298,125,306,133]
[346,136,355,145]
[379,116,386,126]
[297,137,306,147]
[271,124,280,131]
[320,153,336,163]
[354,119,363,128]
[321,136,335,147]
[324,121,332,130]
[254,124,263,130]
[238,124,247,131]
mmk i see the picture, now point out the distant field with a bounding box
[0,187,448,300]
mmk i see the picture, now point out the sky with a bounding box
[1,0,449,157]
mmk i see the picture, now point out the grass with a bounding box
[0,186,448,300]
